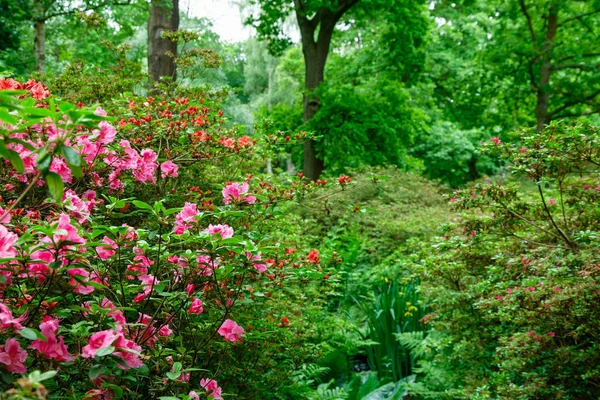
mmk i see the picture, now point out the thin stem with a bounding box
[537,184,575,249]
[3,172,42,216]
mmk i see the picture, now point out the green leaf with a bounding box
[132,200,153,212]
[5,137,34,151]
[172,362,182,372]
[89,364,105,380]
[19,327,46,341]
[165,371,181,380]
[25,107,55,118]
[61,145,81,166]
[60,145,82,177]
[0,140,24,173]
[46,172,64,200]
[0,110,17,125]
[37,370,57,381]
[36,151,52,174]
[95,346,115,357]
[105,384,123,399]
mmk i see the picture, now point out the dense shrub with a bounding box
[0,78,340,399]
[411,122,600,399]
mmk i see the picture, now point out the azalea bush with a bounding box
[411,122,600,398]
[0,78,340,399]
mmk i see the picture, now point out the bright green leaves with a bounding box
[0,88,109,201]
[0,139,24,173]
[18,327,47,341]
[61,145,83,178]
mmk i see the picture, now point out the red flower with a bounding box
[307,249,320,264]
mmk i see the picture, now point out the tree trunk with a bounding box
[148,0,179,83]
[297,15,335,180]
[33,18,45,73]
[535,4,559,132]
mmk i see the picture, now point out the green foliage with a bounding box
[412,120,499,187]
[310,77,424,172]
[357,280,427,383]
[411,121,600,398]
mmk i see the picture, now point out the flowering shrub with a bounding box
[412,122,600,398]
[0,79,339,398]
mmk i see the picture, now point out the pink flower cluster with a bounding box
[174,202,199,234]
[217,319,245,342]
[222,182,256,205]
[82,327,142,370]
[200,378,224,400]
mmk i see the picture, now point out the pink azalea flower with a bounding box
[186,284,195,295]
[97,121,116,144]
[101,298,126,324]
[197,254,218,276]
[188,298,204,315]
[30,317,73,361]
[0,304,25,330]
[158,324,173,338]
[548,332,556,337]
[68,268,95,295]
[133,274,159,303]
[0,225,18,259]
[132,149,158,183]
[49,158,72,183]
[96,236,117,259]
[189,391,200,400]
[113,336,143,370]
[54,213,85,246]
[94,106,107,117]
[247,252,266,273]
[0,338,28,373]
[82,329,119,358]
[174,202,198,234]
[490,137,501,145]
[160,161,179,178]
[62,189,92,223]
[0,207,11,224]
[200,378,223,400]
[204,224,234,239]
[217,319,244,342]
[222,182,256,205]
[29,82,49,100]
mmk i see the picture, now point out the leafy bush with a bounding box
[0,78,338,399]
[412,121,600,398]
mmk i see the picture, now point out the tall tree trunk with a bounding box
[148,0,179,83]
[535,4,559,132]
[34,18,46,73]
[297,12,336,180]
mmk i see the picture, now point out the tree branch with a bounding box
[550,63,600,71]
[553,107,600,119]
[550,89,600,117]
[334,0,361,21]
[558,8,600,27]
[519,0,537,43]
[559,52,600,62]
